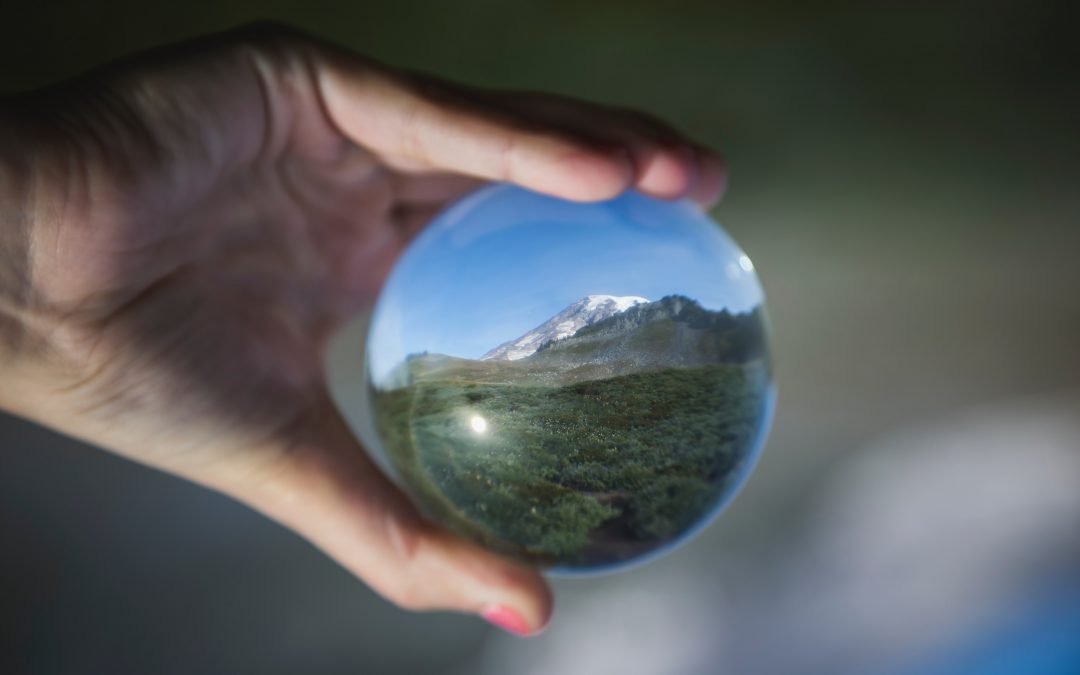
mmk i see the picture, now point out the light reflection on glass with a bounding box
[470,414,489,434]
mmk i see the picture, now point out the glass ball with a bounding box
[366,183,774,573]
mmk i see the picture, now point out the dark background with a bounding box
[3,2,1080,674]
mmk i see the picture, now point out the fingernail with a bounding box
[481,605,535,637]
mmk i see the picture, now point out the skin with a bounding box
[0,23,726,635]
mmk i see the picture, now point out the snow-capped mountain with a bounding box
[480,294,649,361]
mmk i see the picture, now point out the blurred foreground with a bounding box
[2,2,1078,673]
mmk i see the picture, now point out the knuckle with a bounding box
[223,21,313,73]
[384,508,425,564]
[398,69,459,104]
[377,516,454,612]
[386,583,432,612]
[495,132,522,180]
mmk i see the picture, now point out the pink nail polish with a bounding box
[481,605,534,637]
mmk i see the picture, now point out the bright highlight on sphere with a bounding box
[365,183,775,573]
[469,415,488,434]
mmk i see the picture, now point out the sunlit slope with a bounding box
[388,295,768,388]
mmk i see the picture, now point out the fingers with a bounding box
[477,91,726,205]
[312,59,632,202]
[240,405,552,636]
[306,43,724,205]
[689,145,728,207]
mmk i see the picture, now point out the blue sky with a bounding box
[367,185,765,384]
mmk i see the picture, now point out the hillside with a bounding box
[388,295,768,388]
[369,294,772,568]
[373,360,771,568]
[532,294,766,368]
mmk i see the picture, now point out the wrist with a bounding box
[0,98,43,412]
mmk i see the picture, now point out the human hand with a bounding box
[0,23,726,635]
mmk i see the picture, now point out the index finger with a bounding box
[313,52,641,202]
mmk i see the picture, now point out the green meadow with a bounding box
[373,359,769,568]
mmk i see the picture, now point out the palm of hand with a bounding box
[35,43,478,487]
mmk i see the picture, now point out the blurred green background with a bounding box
[2,2,1079,674]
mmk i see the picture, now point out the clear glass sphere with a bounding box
[366,184,774,573]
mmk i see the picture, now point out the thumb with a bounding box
[234,403,553,637]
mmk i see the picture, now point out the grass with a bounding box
[372,360,770,569]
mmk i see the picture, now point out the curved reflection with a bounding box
[366,184,774,572]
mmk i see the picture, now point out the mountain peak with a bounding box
[480,294,649,361]
[580,294,649,312]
